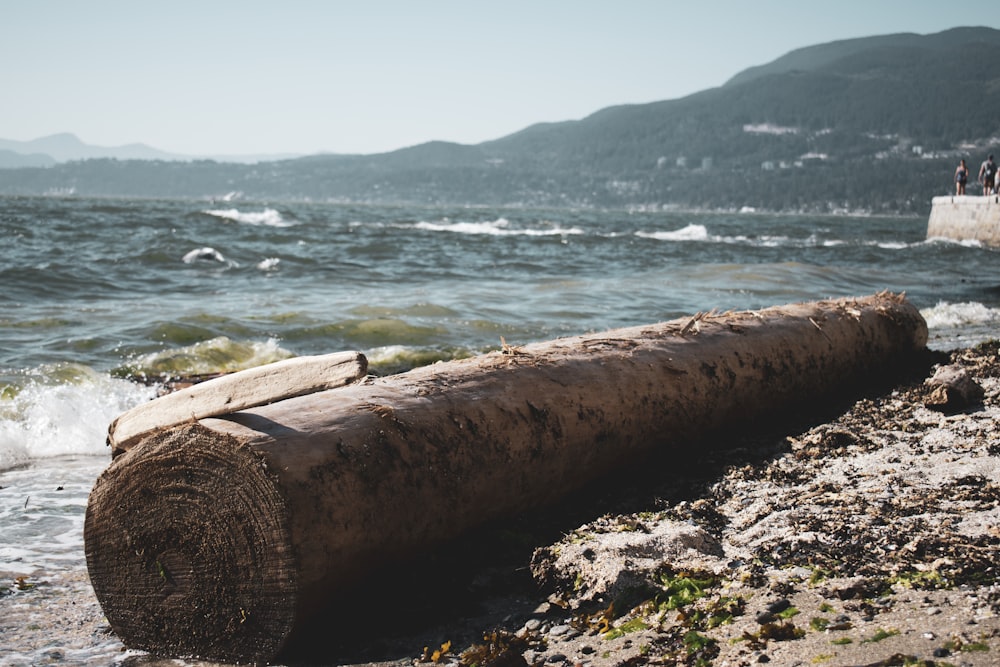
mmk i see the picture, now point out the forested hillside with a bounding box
[2,27,1000,215]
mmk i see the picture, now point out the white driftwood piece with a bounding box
[107,351,368,453]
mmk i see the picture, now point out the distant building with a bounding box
[743,123,799,135]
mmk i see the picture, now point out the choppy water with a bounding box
[1,195,999,664]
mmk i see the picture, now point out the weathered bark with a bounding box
[85,293,928,662]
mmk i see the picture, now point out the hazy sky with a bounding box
[4,1,995,157]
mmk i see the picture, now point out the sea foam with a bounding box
[921,301,1000,329]
[0,366,156,470]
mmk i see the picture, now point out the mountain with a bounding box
[0,133,301,165]
[724,26,1000,86]
[0,133,180,162]
[3,27,1000,215]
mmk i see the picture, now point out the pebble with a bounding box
[767,598,792,614]
[524,618,542,632]
[755,597,793,624]
[549,624,571,636]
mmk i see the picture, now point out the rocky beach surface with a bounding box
[3,343,1000,667]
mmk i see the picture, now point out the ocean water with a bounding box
[1,195,999,664]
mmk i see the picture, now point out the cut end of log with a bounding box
[84,424,298,662]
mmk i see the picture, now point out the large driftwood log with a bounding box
[85,294,927,662]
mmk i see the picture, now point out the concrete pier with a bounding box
[927,195,1000,246]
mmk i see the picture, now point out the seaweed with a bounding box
[460,631,538,667]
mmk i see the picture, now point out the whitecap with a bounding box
[182,247,227,264]
[414,218,583,236]
[926,236,984,248]
[204,208,291,227]
[636,224,709,242]
[755,235,791,247]
[256,257,281,271]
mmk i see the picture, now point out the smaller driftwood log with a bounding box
[85,293,928,662]
[107,351,368,454]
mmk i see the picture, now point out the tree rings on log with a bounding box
[85,424,297,661]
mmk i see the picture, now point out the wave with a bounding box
[636,224,710,242]
[921,301,1000,350]
[349,303,460,318]
[925,236,984,248]
[203,208,292,227]
[414,218,584,236]
[119,336,295,378]
[921,301,1000,329]
[636,225,922,249]
[0,336,477,468]
[366,344,474,376]
[0,337,298,468]
[182,246,228,264]
[0,364,156,470]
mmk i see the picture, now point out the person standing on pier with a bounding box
[956,159,969,194]
[979,154,997,195]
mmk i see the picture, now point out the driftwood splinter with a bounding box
[84,293,928,663]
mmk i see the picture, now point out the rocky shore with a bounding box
[3,343,999,667]
[319,342,1000,667]
[520,342,1000,667]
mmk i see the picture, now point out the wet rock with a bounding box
[549,624,571,636]
[530,520,725,607]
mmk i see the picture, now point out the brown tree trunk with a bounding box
[84,293,927,662]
